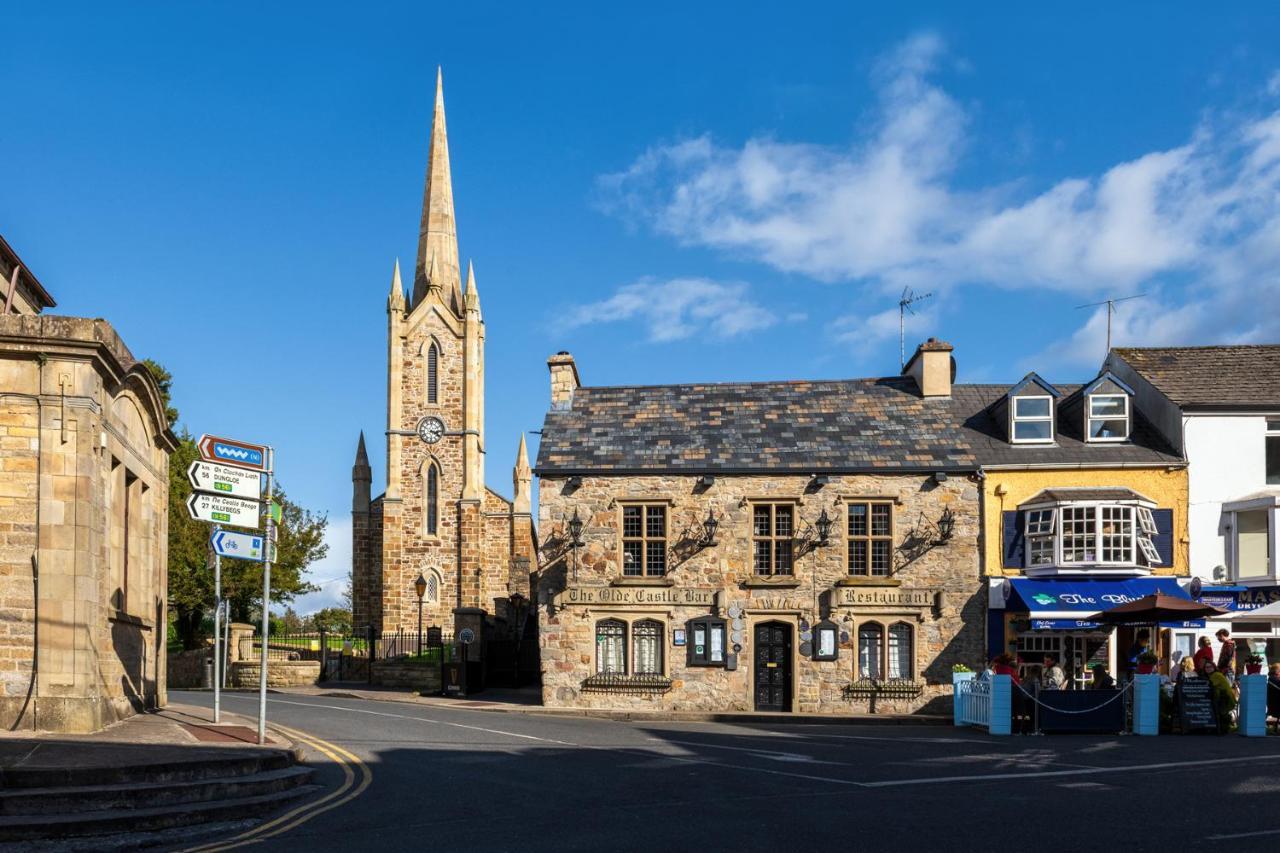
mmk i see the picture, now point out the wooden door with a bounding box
[754,621,792,712]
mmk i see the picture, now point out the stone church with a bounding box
[351,72,536,648]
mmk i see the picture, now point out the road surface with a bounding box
[171,690,1280,852]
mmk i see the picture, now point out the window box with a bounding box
[581,673,673,694]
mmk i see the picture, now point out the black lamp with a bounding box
[701,508,719,546]
[937,507,955,542]
[815,508,834,545]
[413,573,428,656]
[567,509,584,547]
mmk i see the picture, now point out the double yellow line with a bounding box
[182,723,372,852]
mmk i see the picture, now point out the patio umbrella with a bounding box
[1083,592,1228,625]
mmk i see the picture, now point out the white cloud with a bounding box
[600,36,1280,354]
[565,277,777,342]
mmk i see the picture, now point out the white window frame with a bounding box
[1267,419,1280,486]
[1226,503,1277,585]
[1022,500,1159,573]
[1011,395,1055,444]
[1086,394,1130,443]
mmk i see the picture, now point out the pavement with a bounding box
[172,688,1280,853]
[0,704,296,785]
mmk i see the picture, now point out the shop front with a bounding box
[1196,585,1280,669]
[988,577,1196,685]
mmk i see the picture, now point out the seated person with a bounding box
[1041,654,1066,690]
[1089,663,1116,690]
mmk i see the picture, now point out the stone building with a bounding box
[534,341,987,714]
[0,236,177,731]
[351,71,537,655]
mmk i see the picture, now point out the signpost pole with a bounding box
[213,524,222,724]
[257,448,275,745]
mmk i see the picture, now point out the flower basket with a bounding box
[1246,663,1263,675]
[1136,663,1155,674]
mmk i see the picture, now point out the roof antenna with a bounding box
[1075,294,1146,357]
[899,287,934,369]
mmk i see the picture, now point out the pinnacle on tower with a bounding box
[513,432,532,514]
[388,259,405,310]
[352,431,372,513]
[412,67,463,313]
[463,260,481,312]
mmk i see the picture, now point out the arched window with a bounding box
[424,569,441,604]
[427,342,439,405]
[633,620,663,675]
[858,622,883,680]
[425,462,439,536]
[888,622,913,680]
[596,619,626,674]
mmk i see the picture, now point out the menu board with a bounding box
[1176,679,1218,733]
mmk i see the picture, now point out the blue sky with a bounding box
[6,3,1280,612]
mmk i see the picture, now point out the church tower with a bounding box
[351,71,536,643]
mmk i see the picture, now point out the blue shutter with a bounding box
[1002,511,1024,569]
[1151,509,1174,566]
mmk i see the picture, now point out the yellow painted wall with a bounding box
[981,467,1189,577]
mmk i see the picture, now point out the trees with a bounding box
[147,361,327,649]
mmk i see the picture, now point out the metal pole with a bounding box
[222,600,231,688]
[213,524,222,724]
[417,597,424,657]
[258,448,275,745]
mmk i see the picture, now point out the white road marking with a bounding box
[655,738,846,765]
[858,753,1280,788]
[219,693,577,745]
[1206,827,1280,841]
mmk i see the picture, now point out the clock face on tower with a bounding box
[416,416,445,444]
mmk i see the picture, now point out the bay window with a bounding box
[1021,500,1162,575]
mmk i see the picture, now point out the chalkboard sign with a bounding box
[1176,678,1218,733]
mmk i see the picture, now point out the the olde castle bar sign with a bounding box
[837,587,935,607]
[555,587,716,607]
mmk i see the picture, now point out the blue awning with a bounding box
[1008,577,1189,615]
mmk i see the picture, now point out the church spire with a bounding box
[352,431,372,513]
[463,260,480,313]
[513,433,531,515]
[413,67,462,313]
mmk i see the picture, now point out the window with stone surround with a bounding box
[621,504,667,577]
[424,569,441,604]
[424,462,439,537]
[633,620,663,675]
[596,619,626,674]
[847,500,894,576]
[752,503,794,575]
[427,342,439,405]
[856,620,915,680]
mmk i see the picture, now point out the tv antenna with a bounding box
[1075,293,1146,355]
[899,287,934,368]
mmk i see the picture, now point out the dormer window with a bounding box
[1087,394,1129,441]
[1012,396,1054,443]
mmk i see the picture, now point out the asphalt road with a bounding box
[172,690,1280,853]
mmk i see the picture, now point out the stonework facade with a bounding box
[0,310,176,732]
[537,471,984,715]
[351,72,536,644]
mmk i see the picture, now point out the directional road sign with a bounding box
[211,529,266,562]
[198,434,271,472]
[187,493,261,528]
[188,461,263,501]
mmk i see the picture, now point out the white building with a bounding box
[1106,345,1280,666]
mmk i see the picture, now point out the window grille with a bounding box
[596,619,626,674]
[633,620,663,675]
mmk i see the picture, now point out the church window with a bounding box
[427,343,439,405]
[425,462,439,536]
[424,569,441,604]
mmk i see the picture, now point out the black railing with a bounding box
[581,673,673,693]
[372,628,454,661]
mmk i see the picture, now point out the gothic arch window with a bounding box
[423,569,441,604]
[426,342,439,405]
[424,460,440,537]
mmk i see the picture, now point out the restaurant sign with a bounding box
[555,587,716,607]
[837,587,935,608]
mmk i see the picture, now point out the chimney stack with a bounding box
[903,338,954,398]
[548,351,580,410]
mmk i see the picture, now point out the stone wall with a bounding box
[166,647,209,689]
[537,472,984,715]
[370,659,442,691]
[228,660,320,688]
[0,314,176,732]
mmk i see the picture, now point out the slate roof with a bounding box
[1112,345,1280,409]
[534,376,1183,474]
[1020,487,1153,506]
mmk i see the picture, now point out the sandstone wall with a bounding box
[538,472,984,715]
